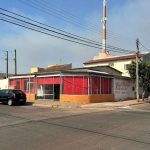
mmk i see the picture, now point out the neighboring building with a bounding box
[31,63,72,73]
[73,66,122,76]
[83,52,150,77]
[0,79,8,89]
[31,67,44,73]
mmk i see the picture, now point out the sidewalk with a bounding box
[27,99,145,109]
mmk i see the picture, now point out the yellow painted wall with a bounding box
[30,67,44,73]
[26,94,36,101]
[60,94,114,104]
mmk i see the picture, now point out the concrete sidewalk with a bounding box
[27,99,146,109]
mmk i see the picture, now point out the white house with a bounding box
[83,52,150,77]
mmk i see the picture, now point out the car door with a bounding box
[2,90,8,102]
[0,90,6,102]
[0,91,3,102]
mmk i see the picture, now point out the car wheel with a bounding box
[8,99,14,106]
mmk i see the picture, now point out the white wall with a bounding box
[114,78,142,101]
[0,79,8,89]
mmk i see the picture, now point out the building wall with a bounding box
[60,95,114,104]
[0,79,8,89]
[31,67,44,73]
[114,77,143,101]
[84,59,135,77]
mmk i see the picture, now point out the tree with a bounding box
[127,61,150,101]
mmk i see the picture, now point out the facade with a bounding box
[84,52,150,77]
[8,69,115,104]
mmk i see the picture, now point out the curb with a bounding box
[30,101,146,109]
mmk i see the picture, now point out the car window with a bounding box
[13,90,24,94]
[8,90,14,96]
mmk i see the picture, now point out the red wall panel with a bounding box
[63,77,73,94]
[63,76,88,95]
[38,77,60,84]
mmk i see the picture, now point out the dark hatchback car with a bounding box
[0,89,26,106]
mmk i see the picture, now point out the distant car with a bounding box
[0,89,26,106]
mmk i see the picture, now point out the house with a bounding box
[83,52,150,77]
[8,68,115,103]
[30,63,72,73]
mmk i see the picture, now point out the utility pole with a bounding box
[14,49,17,75]
[136,38,139,102]
[6,51,8,78]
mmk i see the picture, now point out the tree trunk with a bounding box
[142,91,145,101]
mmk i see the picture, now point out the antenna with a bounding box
[101,0,107,53]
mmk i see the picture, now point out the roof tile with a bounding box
[84,54,145,64]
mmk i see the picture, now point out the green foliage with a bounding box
[127,60,150,89]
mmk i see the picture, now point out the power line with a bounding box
[0,13,135,52]
[0,8,135,49]
[18,0,135,45]
[139,42,150,52]
[0,10,135,54]
[1,12,135,51]
[34,0,136,42]
[0,16,104,50]
[0,16,133,54]
[0,9,135,54]
[0,8,102,45]
[0,16,134,54]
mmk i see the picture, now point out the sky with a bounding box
[0,0,150,74]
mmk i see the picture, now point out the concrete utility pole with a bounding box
[14,49,17,75]
[6,51,8,78]
[136,38,139,102]
[101,0,107,53]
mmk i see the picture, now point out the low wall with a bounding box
[60,94,114,104]
[26,94,36,101]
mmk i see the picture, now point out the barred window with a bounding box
[24,80,33,92]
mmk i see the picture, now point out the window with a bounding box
[24,80,33,92]
[124,64,129,70]
[109,63,114,67]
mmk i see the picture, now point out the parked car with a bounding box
[0,89,26,106]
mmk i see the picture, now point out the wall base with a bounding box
[60,94,114,104]
[26,94,36,101]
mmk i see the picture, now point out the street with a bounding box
[0,103,150,150]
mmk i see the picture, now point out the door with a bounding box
[54,84,60,100]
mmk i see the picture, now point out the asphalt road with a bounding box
[0,103,150,150]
